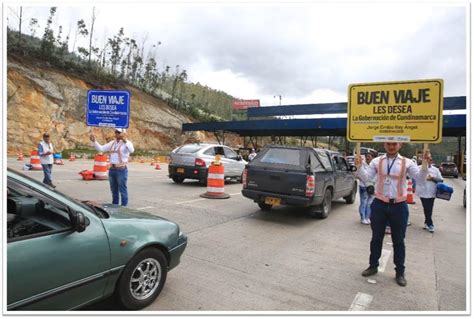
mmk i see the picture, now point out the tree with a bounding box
[41,7,57,58]
[88,7,96,66]
[72,19,88,54]
[107,27,125,76]
[28,18,38,37]
[18,7,22,47]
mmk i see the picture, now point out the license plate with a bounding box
[265,196,281,206]
[177,168,185,173]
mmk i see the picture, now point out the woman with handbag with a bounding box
[415,155,443,233]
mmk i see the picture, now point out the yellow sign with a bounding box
[347,79,444,143]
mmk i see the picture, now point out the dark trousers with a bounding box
[109,167,128,206]
[420,197,435,226]
[369,198,409,274]
[42,164,53,184]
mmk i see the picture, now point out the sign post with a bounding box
[87,90,130,128]
[348,79,443,164]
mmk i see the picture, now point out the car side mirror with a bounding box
[349,165,357,172]
[237,155,243,161]
[72,212,89,233]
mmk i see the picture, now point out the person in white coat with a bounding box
[414,155,443,233]
[38,133,55,188]
[90,128,134,206]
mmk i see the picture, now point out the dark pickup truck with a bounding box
[241,145,358,218]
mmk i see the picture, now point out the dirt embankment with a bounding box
[7,57,242,155]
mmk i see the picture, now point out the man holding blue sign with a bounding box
[90,129,134,206]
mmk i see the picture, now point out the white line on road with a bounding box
[136,206,154,210]
[349,292,373,311]
[176,192,242,205]
[378,248,392,273]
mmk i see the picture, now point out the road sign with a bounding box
[86,90,130,128]
[232,100,260,110]
[347,79,443,143]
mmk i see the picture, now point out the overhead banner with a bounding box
[232,99,260,110]
[347,79,444,143]
[86,90,130,128]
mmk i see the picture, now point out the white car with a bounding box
[168,143,247,185]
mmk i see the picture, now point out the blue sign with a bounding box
[86,90,130,128]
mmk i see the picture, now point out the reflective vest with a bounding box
[375,156,407,203]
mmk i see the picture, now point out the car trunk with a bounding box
[170,153,198,166]
[246,148,310,196]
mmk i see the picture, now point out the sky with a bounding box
[6,2,468,107]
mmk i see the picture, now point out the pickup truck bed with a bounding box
[241,145,357,219]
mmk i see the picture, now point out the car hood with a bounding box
[101,204,171,222]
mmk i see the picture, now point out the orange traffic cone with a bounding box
[200,155,230,199]
[17,151,24,161]
[407,178,415,204]
[69,153,76,161]
[29,150,42,170]
[93,153,109,180]
[155,158,161,170]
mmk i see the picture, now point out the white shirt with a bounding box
[92,139,134,164]
[414,165,443,198]
[38,140,54,164]
[358,161,375,187]
[357,154,428,199]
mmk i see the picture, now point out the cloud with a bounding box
[13,3,467,103]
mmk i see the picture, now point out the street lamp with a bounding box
[274,95,282,106]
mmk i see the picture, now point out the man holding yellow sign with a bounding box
[349,79,443,287]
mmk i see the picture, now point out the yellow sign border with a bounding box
[347,79,444,143]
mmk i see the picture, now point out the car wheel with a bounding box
[318,189,332,219]
[344,183,357,204]
[116,248,168,310]
[455,175,459,179]
[258,203,272,211]
[172,176,185,184]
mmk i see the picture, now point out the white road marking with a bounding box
[176,198,207,205]
[349,292,373,311]
[136,206,154,210]
[378,249,392,272]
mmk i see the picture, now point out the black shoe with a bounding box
[396,273,407,286]
[47,182,56,188]
[362,267,378,277]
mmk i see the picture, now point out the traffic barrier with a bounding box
[93,153,109,180]
[79,170,95,180]
[17,151,24,161]
[407,179,415,204]
[200,155,230,199]
[155,158,161,170]
[29,150,42,170]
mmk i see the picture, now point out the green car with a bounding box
[7,168,187,310]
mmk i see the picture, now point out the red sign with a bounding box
[232,100,260,110]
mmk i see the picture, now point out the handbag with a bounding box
[436,183,454,201]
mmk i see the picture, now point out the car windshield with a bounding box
[442,163,457,168]
[7,169,105,218]
[258,148,301,166]
[177,145,204,154]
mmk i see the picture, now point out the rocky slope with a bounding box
[7,57,241,155]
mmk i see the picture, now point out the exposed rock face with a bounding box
[7,58,241,155]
